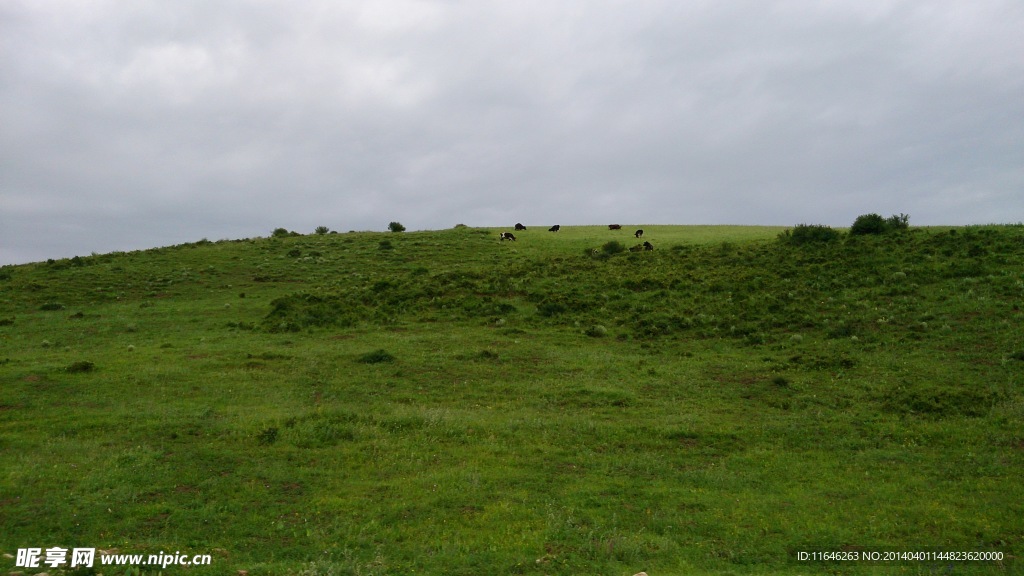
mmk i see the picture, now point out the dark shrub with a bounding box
[631,314,691,337]
[388,222,406,233]
[490,302,517,315]
[315,226,330,235]
[886,213,910,231]
[779,224,841,245]
[272,228,291,238]
[825,321,856,339]
[850,213,910,235]
[850,213,888,235]
[66,361,96,373]
[537,302,567,317]
[263,293,358,332]
[40,303,65,311]
[357,349,395,364]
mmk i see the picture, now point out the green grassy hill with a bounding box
[1,224,1022,575]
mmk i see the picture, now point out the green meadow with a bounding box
[1,223,1021,575]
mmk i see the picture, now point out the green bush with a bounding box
[536,302,567,317]
[886,213,910,230]
[66,361,96,373]
[263,293,358,332]
[779,224,841,245]
[850,213,910,235]
[388,222,406,233]
[850,213,888,235]
[315,226,330,235]
[601,240,626,255]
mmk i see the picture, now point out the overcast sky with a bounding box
[2,1,1022,264]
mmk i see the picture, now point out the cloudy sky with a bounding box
[2,1,1022,264]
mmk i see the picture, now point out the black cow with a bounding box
[634,229,644,238]
[608,224,622,230]
[515,223,527,231]
[548,224,560,232]
[499,232,517,241]
[643,241,654,251]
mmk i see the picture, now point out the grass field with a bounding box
[1,223,1022,575]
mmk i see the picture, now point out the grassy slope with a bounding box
[1,224,1022,575]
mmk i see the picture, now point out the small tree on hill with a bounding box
[779,224,841,245]
[886,213,910,231]
[315,226,330,235]
[850,213,911,235]
[850,213,888,235]
[388,222,406,233]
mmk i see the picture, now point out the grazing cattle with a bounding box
[499,232,517,241]
[643,241,654,251]
[634,229,644,238]
[548,225,560,232]
[515,223,527,231]
[608,224,622,230]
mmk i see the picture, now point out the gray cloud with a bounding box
[3,0,1022,263]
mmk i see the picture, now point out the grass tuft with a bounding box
[357,349,396,364]
[65,360,96,373]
